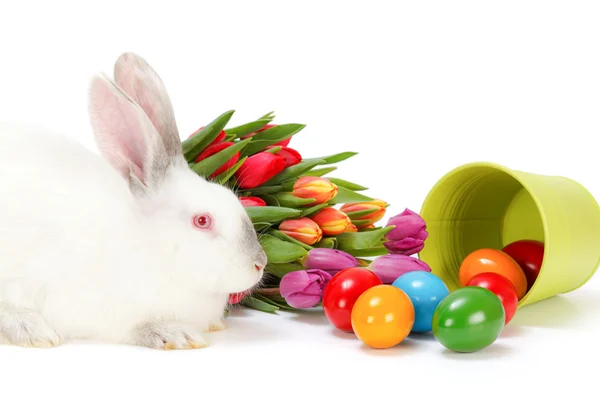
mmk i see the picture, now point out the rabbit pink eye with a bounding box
[192,214,212,229]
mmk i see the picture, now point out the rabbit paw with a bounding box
[135,321,207,350]
[208,319,226,332]
[0,306,60,348]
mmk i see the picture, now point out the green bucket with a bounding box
[418,162,600,307]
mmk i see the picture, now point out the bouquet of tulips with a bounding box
[182,110,429,313]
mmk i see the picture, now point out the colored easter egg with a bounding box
[458,248,528,299]
[466,272,519,324]
[322,268,383,332]
[351,285,415,349]
[432,286,505,353]
[392,271,450,333]
[502,240,544,291]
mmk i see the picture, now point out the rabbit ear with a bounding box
[113,52,182,160]
[88,73,171,194]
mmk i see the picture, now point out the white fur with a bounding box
[0,53,266,349]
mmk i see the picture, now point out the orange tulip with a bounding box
[310,207,351,236]
[279,217,323,245]
[340,199,388,225]
[345,223,358,232]
[292,176,338,205]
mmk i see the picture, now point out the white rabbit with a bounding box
[0,52,267,350]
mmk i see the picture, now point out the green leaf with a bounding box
[182,110,235,162]
[264,146,282,154]
[345,247,389,257]
[335,226,395,252]
[327,178,368,191]
[259,234,309,263]
[253,222,272,231]
[302,167,337,177]
[260,111,276,119]
[224,133,236,142]
[345,208,380,219]
[261,194,280,207]
[242,124,306,155]
[250,123,305,143]
[313,237,337,248]
[247,185,285,195]
[262,294,295,308]
[266,262,306,279]
[351,219,374,228]
[239,140,275,156]
[215,156,247,184]
[268,228,313,251]
[252,294,296,311]
[270,192,315,208]
[241,296,279,313]
[264,159,326,185]
[299,203,329,217]
[305,152,357,165]
[246,206,301,224]
[191,138,251,177]
[226,118,274,139]
[328,186,374,204]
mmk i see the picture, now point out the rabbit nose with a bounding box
[255,264,264,271]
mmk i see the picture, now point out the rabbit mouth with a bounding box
[228,291,249,305]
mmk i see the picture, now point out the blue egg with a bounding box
[392,271,450,333]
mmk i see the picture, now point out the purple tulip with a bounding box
[302,248,359,274]
[384,208,428,255]
[279,269,332,308]
[368,254,431,284]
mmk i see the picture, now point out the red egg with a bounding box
[466,272,519,324]
[502,240,544,291]
[322,268,382,332]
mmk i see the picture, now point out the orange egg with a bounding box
[458,248,528,299]
[350,285,415,349]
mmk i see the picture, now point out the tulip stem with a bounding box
[255,288,281,296]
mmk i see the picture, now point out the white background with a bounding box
[1,0,600,398]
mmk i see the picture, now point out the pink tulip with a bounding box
[384,208,428,255]
[279,269,332,308]
[368,254,431,284]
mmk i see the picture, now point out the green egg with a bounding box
[432,286,505,353]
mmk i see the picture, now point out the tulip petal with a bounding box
[234,152,287,189]
[279,269,332,309]
[369,254,431,283]
[303,248,359,273]
[285,293,321,308]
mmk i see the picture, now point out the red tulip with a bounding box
[239,196,267,207]
[234,152,286,189]
[242,124,291,147]
[195,142,240,178]
[266,146,302,167]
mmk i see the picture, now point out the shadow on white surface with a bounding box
[358,337,424,357]
[408,331,437,341]
[439,343,515,360]
[330,328,357,340]
[287,309,331,326]
[510,291,600,329]
[499,323,527,338]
